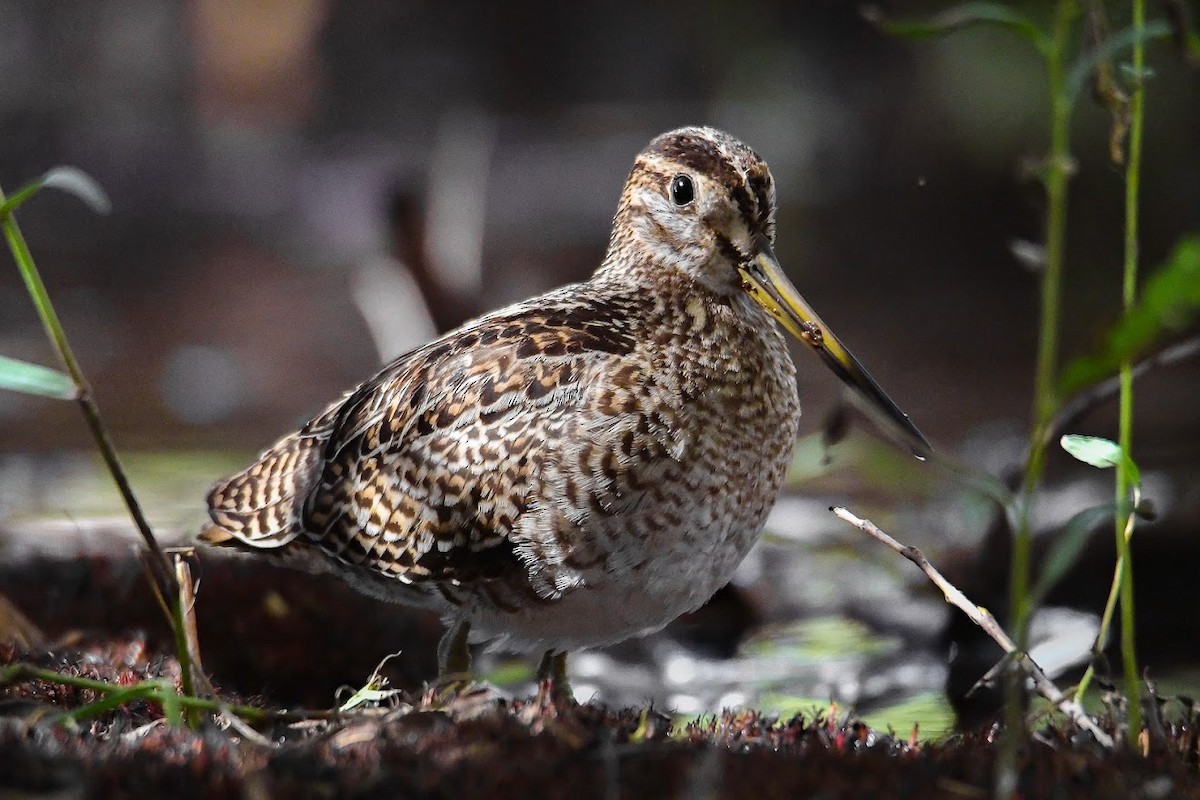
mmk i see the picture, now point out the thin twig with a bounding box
[830,506,1114,748]
[173,552,209,688]
[218,709,275,747]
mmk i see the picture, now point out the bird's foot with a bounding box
[420,674,503,717]
[435,616,472,676]
[532,649,575,710]
[422,617,505,711]
[423,670,474,703]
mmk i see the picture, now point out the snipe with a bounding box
[201,126,928,694]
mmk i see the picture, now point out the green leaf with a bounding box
[40,167,111,214]
[1060,434,1141,485]
[863,3,1049,50]
[0,354,75,399]
[336,650,405,712]
[1030,503,1119,607]
[1061,434,1122,469]
[337,685,404,712]
[1061,237,1200,395]
[0,166,111,218]
[158,681,183,727]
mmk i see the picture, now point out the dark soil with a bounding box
[1,552,1199,798]
[1,634,1199,799]
[0,552,444,707]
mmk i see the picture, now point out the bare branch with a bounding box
[830,506,1114,748]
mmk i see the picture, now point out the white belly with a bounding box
[467,525,754,651]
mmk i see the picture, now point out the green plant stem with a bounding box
[1075,503,1135,700]
[1113,0,1146,747]
[1001,4,1077,789]
[0,186,198,716]
[0,663,347,729]
[0,663,289,726]
[0,210,166,574]
[1010,0,1077,663]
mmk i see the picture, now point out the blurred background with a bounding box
[0,0,1198,732]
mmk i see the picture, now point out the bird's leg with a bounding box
[436,616,472,679]
[534,649,574,706]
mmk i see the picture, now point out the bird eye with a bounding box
[669,174,695,207]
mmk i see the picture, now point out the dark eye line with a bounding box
[714,232,748,267]
[729,181,757,231]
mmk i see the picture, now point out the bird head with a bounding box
[610,126,930,457]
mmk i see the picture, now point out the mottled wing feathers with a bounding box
[204,287,664,600]
[201,398,345,546]
[298,290,644,593]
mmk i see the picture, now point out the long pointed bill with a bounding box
[740,236,931,458]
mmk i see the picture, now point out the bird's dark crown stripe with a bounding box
[648,133,744,190]
[646,131,769,233]
[635,164,674,184]
[649,135,724,176]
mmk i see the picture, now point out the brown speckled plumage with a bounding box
[202,127,919,666]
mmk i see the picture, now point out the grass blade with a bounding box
[0,166,111,219]
[0,355,76,399]
[1,174,201,722]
